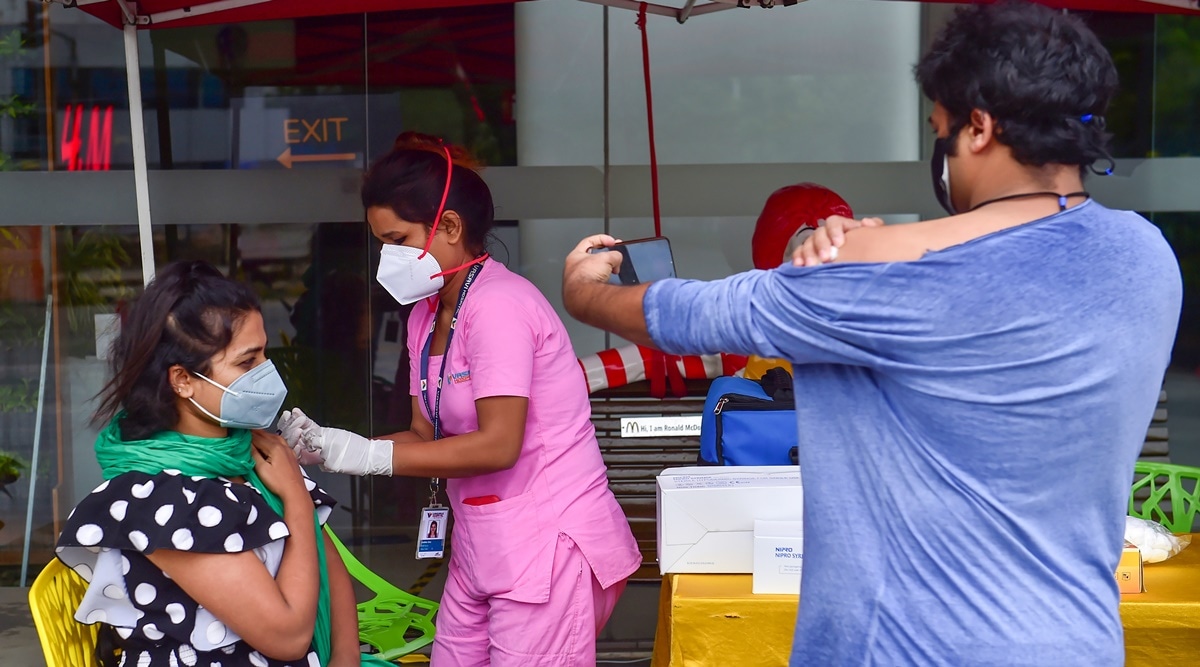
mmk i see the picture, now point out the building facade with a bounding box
[1,0,1198,582]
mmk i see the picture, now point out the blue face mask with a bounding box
[188,360,288,430]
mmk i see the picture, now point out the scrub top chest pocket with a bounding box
[419,355,480,436]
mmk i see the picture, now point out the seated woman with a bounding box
[55,260,368,667]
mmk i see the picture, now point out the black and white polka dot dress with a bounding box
[56,469,337,667]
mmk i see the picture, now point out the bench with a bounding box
[591,379,712,581]
[594,382,1171,581]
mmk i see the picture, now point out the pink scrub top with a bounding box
[407,260,641,602]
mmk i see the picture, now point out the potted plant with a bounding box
[0,450,26,500]
[0,29,38,172]
[59,228,132,342]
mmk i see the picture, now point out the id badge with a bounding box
[417,504,449,559]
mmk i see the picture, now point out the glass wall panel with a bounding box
[0,2,519,586]
[44,4,137,171]
[514,1,606,351]
[0,224,52,583]
[145,15,367,170]
[0,221,147,584]
[1095,13,1200,466]
[1149,10,1200,464]
[518,0,923,354]
[0,1,56,170]
[366,6,517,166]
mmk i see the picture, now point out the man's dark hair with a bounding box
[915,1,1119,169]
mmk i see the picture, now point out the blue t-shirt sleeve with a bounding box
[644,265,893,367]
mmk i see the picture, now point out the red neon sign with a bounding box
[60,104,113,171]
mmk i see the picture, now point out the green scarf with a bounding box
[95,415,334,666]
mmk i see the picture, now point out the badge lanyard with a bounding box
[416,260,484,559]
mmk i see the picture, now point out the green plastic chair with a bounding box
[324,526,440,661]
[1129,461,1200,534]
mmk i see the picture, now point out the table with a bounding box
[651,535,1200,667]
[1121,534,1200,665]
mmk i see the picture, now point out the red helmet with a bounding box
[751,183,853,270]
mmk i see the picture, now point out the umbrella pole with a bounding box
[18,295,53,587]
[123,22,156,286]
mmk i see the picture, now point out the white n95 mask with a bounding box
[189,360,288,430]
[377,244,445,305]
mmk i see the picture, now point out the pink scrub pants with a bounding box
[430,533,627,666]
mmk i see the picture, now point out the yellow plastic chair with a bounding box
[31,534,436,665]
[325,526,440,661]
[28,558,104,667]
[1130,461,1200,534]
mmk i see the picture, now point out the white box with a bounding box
[656,466,803,574]
[753,520,804,595]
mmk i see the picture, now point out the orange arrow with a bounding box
[277,147,357,169]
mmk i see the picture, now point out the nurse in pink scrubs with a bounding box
[277,133,641,666]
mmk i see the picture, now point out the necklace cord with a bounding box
[968,191,1089,213]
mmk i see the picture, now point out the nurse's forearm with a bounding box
[563,280,655,348]
[387,395,527,478]
[387,431,517,478]
[378,430,425,446]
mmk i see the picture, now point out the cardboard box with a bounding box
[1115,542,1144,594]
[656,466,803,574]
[752,519,804,595]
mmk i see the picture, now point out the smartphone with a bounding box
[591,237,677,285]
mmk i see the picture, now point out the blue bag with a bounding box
[699,371,798,466]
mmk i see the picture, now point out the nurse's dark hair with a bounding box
[360,132,495,255]
[915,0,1118,170]
[92,260,261,441]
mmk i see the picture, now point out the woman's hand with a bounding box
[791,216,884,267]
[147,432,323,658]
[251,430,313,509]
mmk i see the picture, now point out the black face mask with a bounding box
[930,136,956,216]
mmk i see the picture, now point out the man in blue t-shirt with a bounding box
[561,3,1182,666]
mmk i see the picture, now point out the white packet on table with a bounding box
[1124,516,1191,563]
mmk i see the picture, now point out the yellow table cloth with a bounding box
[652,535,1200,667]
[1122,534,1200,665]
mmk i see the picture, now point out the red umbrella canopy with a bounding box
[73,0,1200,31]
[75,0,520,29]
[139,6,517,89]
[911,0,1200,13]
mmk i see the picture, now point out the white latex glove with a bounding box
[276,408,324,466]
[317,427,394,477]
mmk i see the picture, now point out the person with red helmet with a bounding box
[744,183,873,381]
[750,183,853,271]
